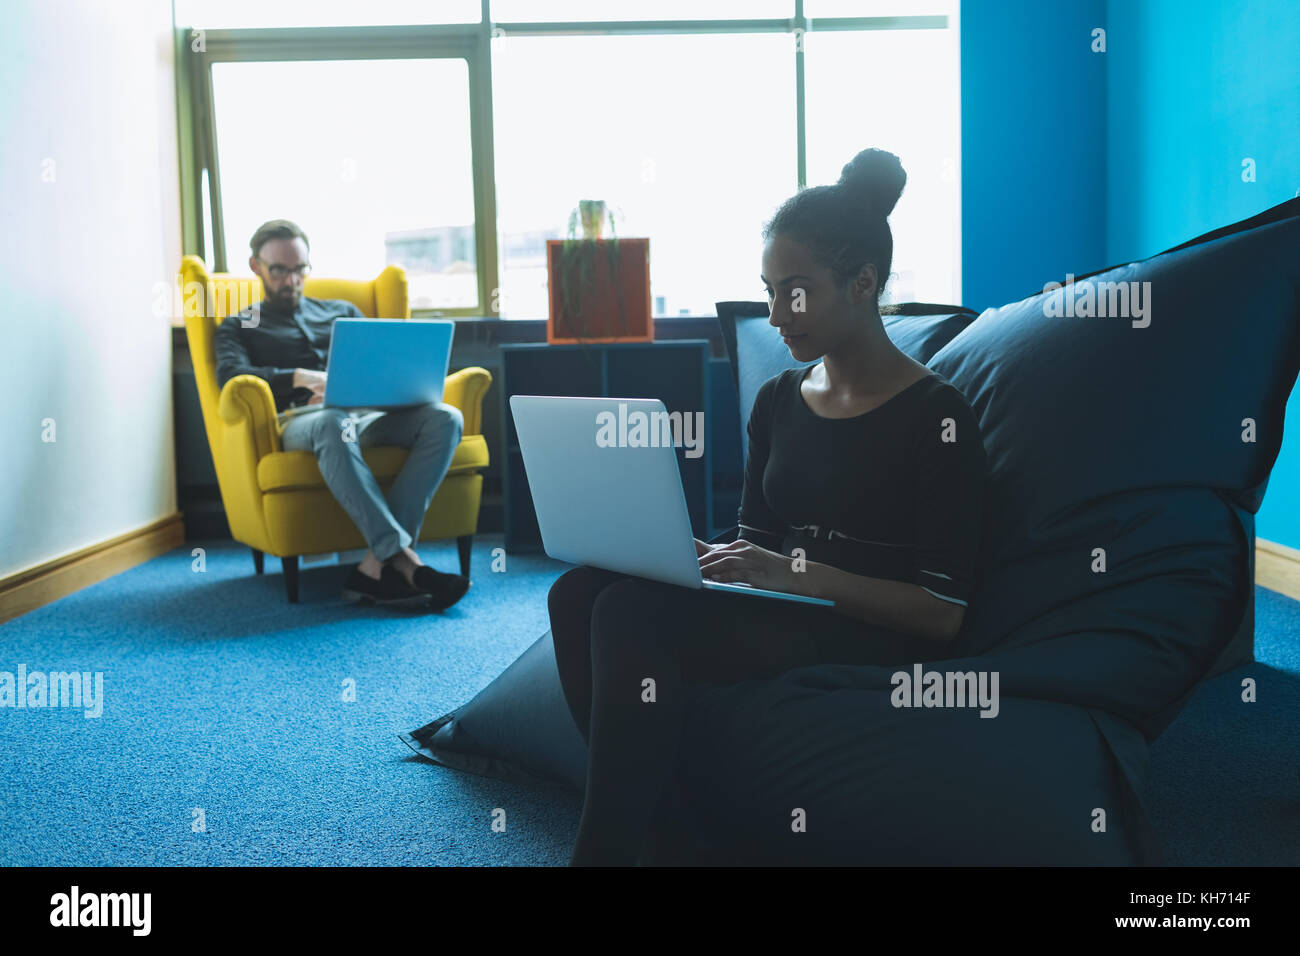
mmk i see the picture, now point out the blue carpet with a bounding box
[0,535,579,866]
[1147,586,1300,865]
[1,535,1296,865]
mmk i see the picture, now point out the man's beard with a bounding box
[267,287,299,310]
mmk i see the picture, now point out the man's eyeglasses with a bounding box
[259,259,312,280]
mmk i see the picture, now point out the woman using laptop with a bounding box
[547,148,989,866]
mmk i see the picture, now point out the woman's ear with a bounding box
[850,263,878,304]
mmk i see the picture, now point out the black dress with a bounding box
[550,364,988,733]
[548,366,989,863]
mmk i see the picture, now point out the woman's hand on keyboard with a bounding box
[693,537,723,557]
[697,539,805,596]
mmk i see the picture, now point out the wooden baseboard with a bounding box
[0,514,186,625]
[1256,537,1300,602]
[1,518,1294,624]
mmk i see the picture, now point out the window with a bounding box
[173,0,480,28]
[491,32,796,318]
[209,57,478,311]
[488,1,791,20]
[804,12,961,304]
[804,0,953,16]
[182,6,961,318]
[199,168,216,273]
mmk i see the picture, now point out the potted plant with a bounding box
[547,200,653,345]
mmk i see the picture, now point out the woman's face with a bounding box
[761,234,875,362]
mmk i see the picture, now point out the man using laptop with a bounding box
[213,219,470,611]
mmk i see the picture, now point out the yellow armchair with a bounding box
[179,255,491,601]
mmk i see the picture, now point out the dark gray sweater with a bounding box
[213,296,362,412]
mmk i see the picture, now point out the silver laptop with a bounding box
[280,318,455,419]
[509,394,833,607]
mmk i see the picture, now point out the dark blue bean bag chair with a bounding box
[403,198,1300,865]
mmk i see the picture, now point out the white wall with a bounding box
[0,0,181,579]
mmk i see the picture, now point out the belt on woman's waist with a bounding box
[787,523,909,549]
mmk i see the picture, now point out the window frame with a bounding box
[175,1,955,319]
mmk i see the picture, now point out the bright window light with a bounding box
[174,0,480,29]
[804,19,961,304]
[491,32,796,318]
[210,58,478,311]
[488,1,792,21]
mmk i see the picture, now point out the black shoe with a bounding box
[410,565,471,612]
[342,565,426,607]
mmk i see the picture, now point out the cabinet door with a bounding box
[502,347,604,450]
[502,346,605,550]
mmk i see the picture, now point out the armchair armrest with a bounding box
[442,366,492,436]
[218,374,283,460]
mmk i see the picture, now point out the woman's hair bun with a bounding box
[837,148,906,219]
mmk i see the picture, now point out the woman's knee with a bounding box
[590,576,655,616]
[548,566,619,654]
[548,565,605,616]
[548,565,630,611]
[589,579,684,656]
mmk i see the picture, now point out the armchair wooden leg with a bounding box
[456,535,473,578]
[282,556,300,603]
[252,548,264,575]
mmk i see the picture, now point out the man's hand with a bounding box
[292,368,327,406]
[697,538,807,595]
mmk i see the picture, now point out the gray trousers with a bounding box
[279,402,464,562]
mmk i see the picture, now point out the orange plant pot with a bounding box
[546,238,653,344]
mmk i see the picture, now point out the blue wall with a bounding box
[1104,0,1300,550]
[1104,0,1300,260]
[960,0,1107,312]
[962,0,1300,549]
